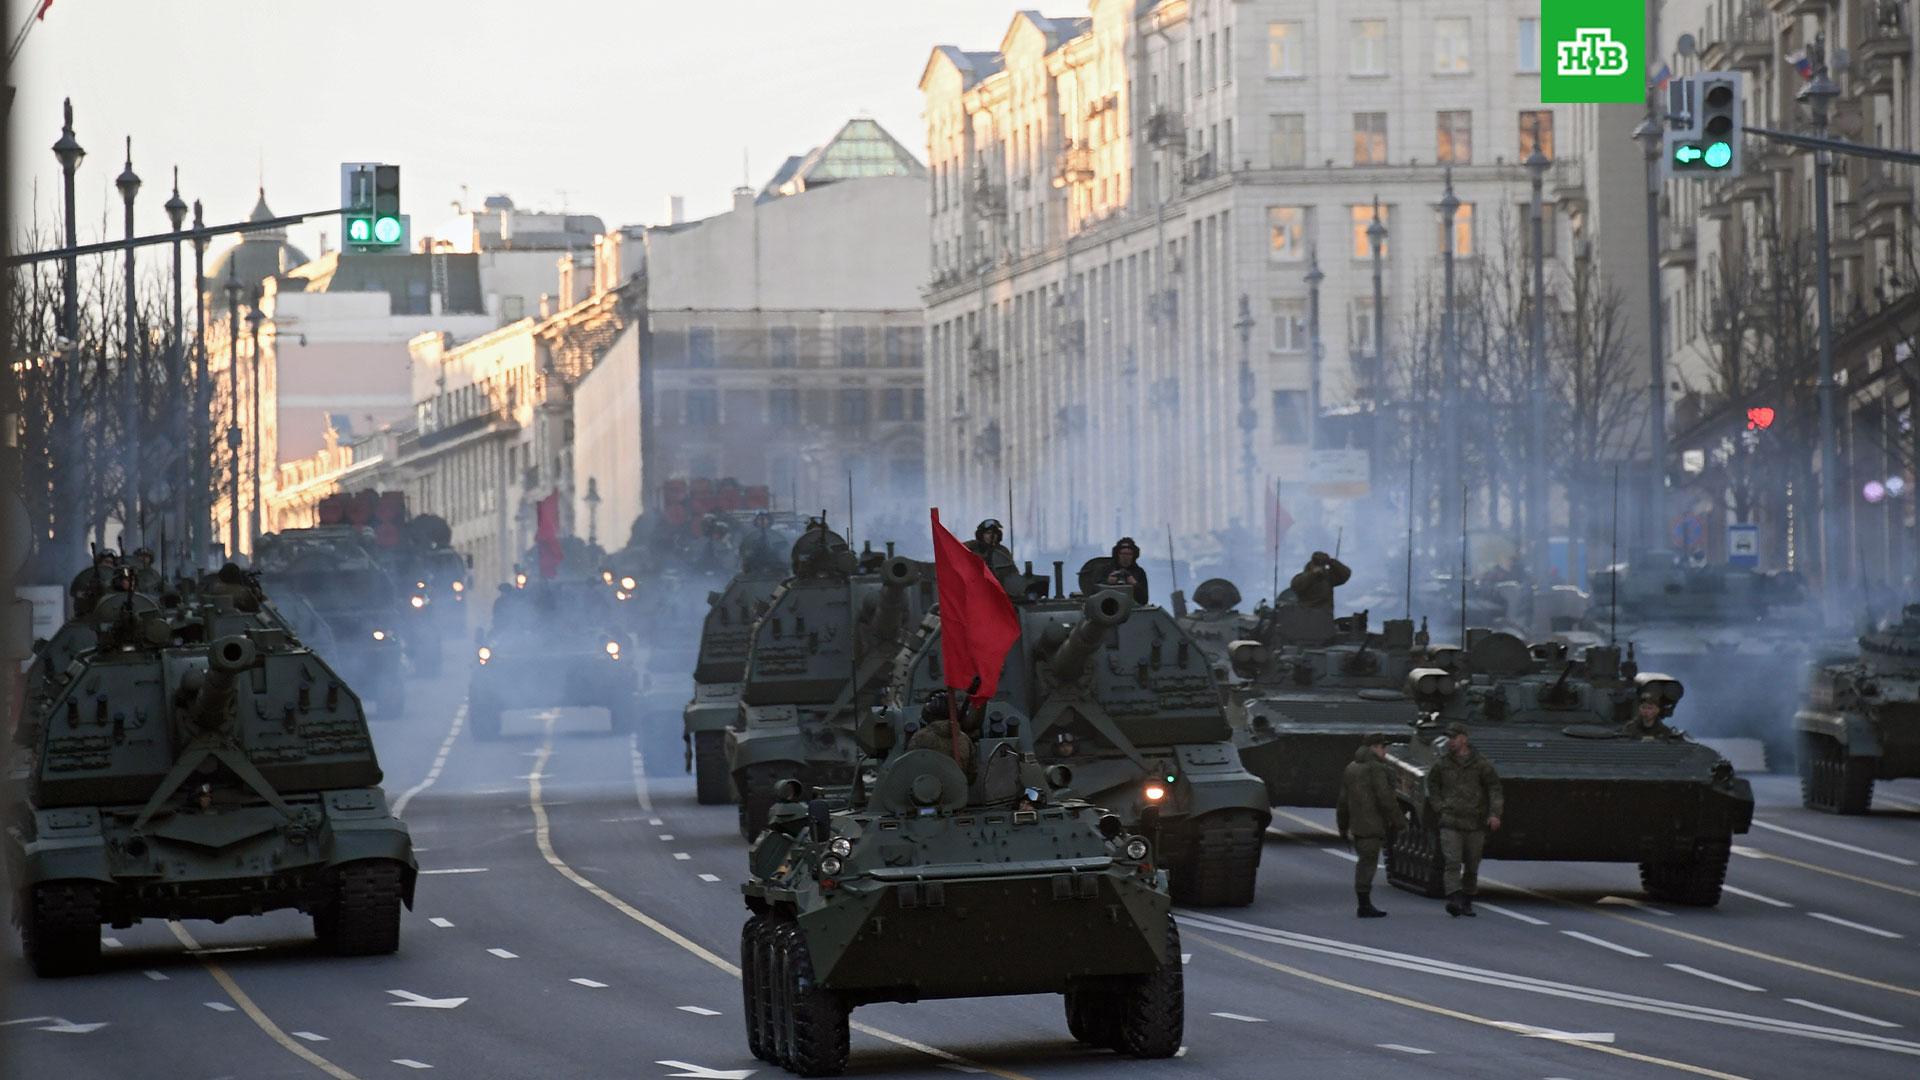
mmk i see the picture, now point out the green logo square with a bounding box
[1540,0,1645,103]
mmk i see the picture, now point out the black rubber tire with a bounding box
[21,882,102,978]
[741,915,776,1063]
[780,921,849,1077]
[1064,985,1123,1050]
[737,764,794,842]
[1386,819,1446,898]
[468,694,502,741]
[1114,914,1184,1059]
[694,730,732,805]
[315,860,404,955]
[1168,811,1263,907]
[1640,837,1732,907]
[770,920,798,1069]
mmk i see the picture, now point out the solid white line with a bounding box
[629,735,654,813]
[1787,998,1903,1029]
[204,1001,236,1013]
[418,867,489,875]
[936,1065,985,1074]
[1665,964,1765,993]
[391,1060,433,1070]
[1377,1043,1433,1055]
[570,978,607,989]
[1809,912,1905,939]
[677,1005,721,1016]
[1721,884,1792,908]
[1476,902,1548,926]
[394,704,466,818]
[143,970,169,981]
[428,917,454,928]
[697,873,721,883]
[1752,820,1919,866]
[292,1031,329,1042]
[487,948,518,959]
[1560,931,1650,958]
[672,852,692,861]
[1210,1012,1266,1023]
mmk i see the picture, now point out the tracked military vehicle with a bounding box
[254,527,409,716]
[1172,578,1256,665]
[684,565,789,803]
[1385,632,1754,906]
[1795,604,1920,813]
[727,527,933,838]
[468,577,640,739]
[886,563,1269,906]
[6,588,416,976]
[740,714,1181,1076]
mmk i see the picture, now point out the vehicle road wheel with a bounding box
[467,694,502,741]
[694,730,732,805]
[770,920,798,1069]
[1113,914,1184,1059]
[737,764,793,841]
[1386,817,1445,898]
[1065,983,1123,1050]
[316,860,404,955]
[1168,810,1263,907]
[781,921,849,1077]
[21,881,102,978]
[1640,837,1732,907]
[741,915,775,1063]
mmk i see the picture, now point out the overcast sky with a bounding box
[9,0,1016,264]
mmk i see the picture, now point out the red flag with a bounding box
[931,508,1022,706]
[535,491,564,578]
[37,1,53,20]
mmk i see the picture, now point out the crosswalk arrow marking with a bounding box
[655,1062,756,1079]
[386,989,468,1009]
[0,1016,107,1034]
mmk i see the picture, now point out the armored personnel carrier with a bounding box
[1385,632,1754,906]
[468,577,640,739]
[6,587,416,976]
[727,526,933,838]
[1795,604,1920,813]
[684,565,789,804]
[886,563,1269,906]
[740,714,1181,1076]
[254,527,410,716]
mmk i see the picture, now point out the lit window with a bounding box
[1350,204,1389,259]
[1268,22,1303,76]
[1519,111,1555,160]
[1437,202,1475,257]
[1436,110,1472,165]
[1351,19,1387,75]
[1353,112,1388,165]
[1434,18,1471,74]
[1269,207,1309,262]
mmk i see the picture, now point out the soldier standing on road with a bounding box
[1289,551,1352,612]
[1336,732,1401,918]
[1430,722,1502,917]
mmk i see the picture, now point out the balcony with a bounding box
[1859,2,1912,67]
[1702,3,1775,71]
[1146,110,1185,150]
[1767,0,1828,16]
[1859,172,1915,237]
[1660,221,1697,268]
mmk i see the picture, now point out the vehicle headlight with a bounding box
[372,629,387,641]
[605,640,621,657]
[451,580,465,593]
[818,856,843,876]
[477,646,492,662]
[410,595,427,609]
[828,837,852,858]
[415,581,427,589]
[615,590,629,601]
[1143,783,1166,802]
[620,576,637,591]
[514,573,527,588]
[601,570,614,584]
[1124,837,1150,861]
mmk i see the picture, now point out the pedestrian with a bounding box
[1336,732,1401,918]
[1430,721,1502,917]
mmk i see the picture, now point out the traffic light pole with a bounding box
[3,205,354,267]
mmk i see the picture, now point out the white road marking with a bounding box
[1377,1043,1433,1055]
[418,867,489,875]
[386,990,467,1009]
[659,834,675,841]
[657,1063,756,1079]
[672,852,692,861]
[1495,1021,1616,1044]
[428,917,454,928]
[937,1065,986,1075]
[394,704,466,817]
[1559,931,1650,958]
[648,816,664,826]
[1809,912,1904,939]
[570,978,607,989]
[204,1002,236,1013]
[142,970,169,981]
[1181,953,1192,965]
[630,735,654,813]
[1721,884,1792,908]
[1210,1011,1265,1023]
[0,1017,109,1034]
[1751,820,1919,866]
[1731,844,1765,858]
[1787,998,1903,1029]
[1476,902,1548,926]
[487,948,518,959]
[292,1031,328,1042]
[101,936,122,948]
[677,1005,722,1016]
[697,873,721,883]
[1665,964,1764,992]
[1322,848,1359,862]
[1598,896,1671,916]
[391,1059,433,1070]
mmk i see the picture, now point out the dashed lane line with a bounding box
[203,1002,236,1013]
[628,734,654,814]
[677,1006,722,1016]
[391,1059,433,1070]
[487,948,519,959]
[1719,885,1791,908]
[528,721,1036,1080]
[571,979,608,989]
[698,874,722,883]
[142,970,169,981]
[428,917,454,928]
[1562,931,1652,959]
[1665,965,1764,993]
[1750,820,1918,867]
[1786,999,1903,1029]
[672,852,692,861]
[167,921,361,1080]
[1808,912,1904,939]
[1377,1043,1433,1055]
[1209,1012,1266,1023]
[417,867,489,876]
[1477,903,1549,926]
[393,704,467,818]
[292,1032,329,1043]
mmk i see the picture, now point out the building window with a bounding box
[1350,204,1389,259]
[1436,110,1472,164]
[884,326,918,367]
[770,326,798,368]
[840,388,869,427]
[1520,202,1557,258]
[881,387,906,420]
[769,387,799,424]
[1269,113,1305,167]
[686,389,719,425]
[688,327,716,368]
[1268,21,1303,76]
[838,325,867,367]
[1438,202,1475,257]
[1433,17,1471,74]
[1519,110,1555,160]
[1271,299,1309,353]
[912,388,926,420]
[1516,18,1540,73]
[1349,298,1379,356]
[1272,390,1310,445]
[1269,206,1309,262]
[1353,112,1388,165]
[1351,19,1387,76]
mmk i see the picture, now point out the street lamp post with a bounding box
[116,140,141,549]
[1632,107,1668,557]
[1235,293,1257,526]
[164,170,188,567]
[1525,149,1551,584]
[1799,39,1844,606]
[245,304,264,547]
[1305,247,1325,450]
[584,477,602,547]
[1436,182,1461,545]
[52,100,84,565]
[224,271,243,561]
[190,201,209,570]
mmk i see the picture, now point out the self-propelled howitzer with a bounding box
[684,565,789,803]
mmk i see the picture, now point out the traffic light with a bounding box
[1664,72,1743,180]
[372,165,401,246]
[341,162,404,251]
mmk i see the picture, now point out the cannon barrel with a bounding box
[865,557,921,645]
[1048,589,1133,681]
[190,635,259,731]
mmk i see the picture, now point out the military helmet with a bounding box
[1193,578,1241,611]
[975,519,1003,544]
[1112,536,1141,557]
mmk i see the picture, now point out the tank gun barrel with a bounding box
[867,557,920,644]
[1048,590,1133,681]
[189,635,259,732]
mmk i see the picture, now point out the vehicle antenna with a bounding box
[1609,463,1621,647]
[1270,479,1282,605]
[1458,484,1469,643]
[1404,451,1416,620]
[1006,478,1014,554]
[846,470,855,556]
[1166,522,1180,598]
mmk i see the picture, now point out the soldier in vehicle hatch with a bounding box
[1105,537,1150,604]
[131,548,162,593]
[1622,691,1681,740]
[69,549,120,611]
[907,687,980,781]
[965,519,1016,576]
[1336,733,1400,918]
[738,512,785,573]
[1431,722,1503,918]
[1288,551,1351,612]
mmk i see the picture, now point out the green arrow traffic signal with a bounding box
[1674,144,1703,164]
[346,216,372,243]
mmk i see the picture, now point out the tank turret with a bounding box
[1045,589,1133,681]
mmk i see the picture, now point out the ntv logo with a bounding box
[1556,28,1630,76]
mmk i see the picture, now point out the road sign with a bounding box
[1727,523,1759,568]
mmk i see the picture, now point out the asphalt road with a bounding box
[5,650,1919,1080]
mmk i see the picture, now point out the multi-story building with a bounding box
[922,2,1648,557]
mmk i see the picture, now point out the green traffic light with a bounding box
[347,217,372,243]
[1673,144,1703,164]
[373,216,402,245]
[1704,141,1733,168]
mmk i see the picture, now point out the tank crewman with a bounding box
[738,512,786,573]
[131,547,163,593]
[1622,691,1680,740]
[906,687,980,781]
[964,519,1016,577]
[1430,722,1503,917]
[1289,551,1353,612]
[1105,537,1151,604]
[1336,733,1401,918]
[205,562,264,613]
[69,549,121,610]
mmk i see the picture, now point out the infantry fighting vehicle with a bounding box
[468,578,640,739]
[684,564,789,803]
[254,527,410,716]
[740,714,1182,1076]
[1385,632,1754,906]
[727,527,933,838]
[1171,578,1256,665]
[887,563,1270,906]
[1795,604,1920,813]
[6,587,416,976]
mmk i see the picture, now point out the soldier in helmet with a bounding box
[1336,732,1401,918]
[1289,551,1352,612]
[69,549,121,611]
[907,687,980,781]
[965,519,1016,577]
[131,547,162,593]
[1104,537,1150,604]
[1622,690,1680,740]
[739,511,785,573]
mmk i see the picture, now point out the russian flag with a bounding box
[1787,49,1814,79]
[1649,62,1671,92]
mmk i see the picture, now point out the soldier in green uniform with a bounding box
[1430,721,1502,917]
[68,549,120,612]
[1336,732,1401,918]
[1622,691,1680,740]
[130,548,162,594]
[905,688,979,781]
[1288,551,1352,612]
[964,519,1017,578]
[738,512,786,573]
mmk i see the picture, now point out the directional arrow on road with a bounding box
[1494,1021,1616,1044]
[0,1016,108,1034]
[387,989,468,1009]
[656,1061,756,1079]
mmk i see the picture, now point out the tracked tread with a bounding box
[1168,811,1263,907]
[1640,837,1732,907]
[1801,733,1877,814]
[318,860,404,955]
[694,730,732,805]
[1114,913,1184,1058]
[21,882,102,978]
